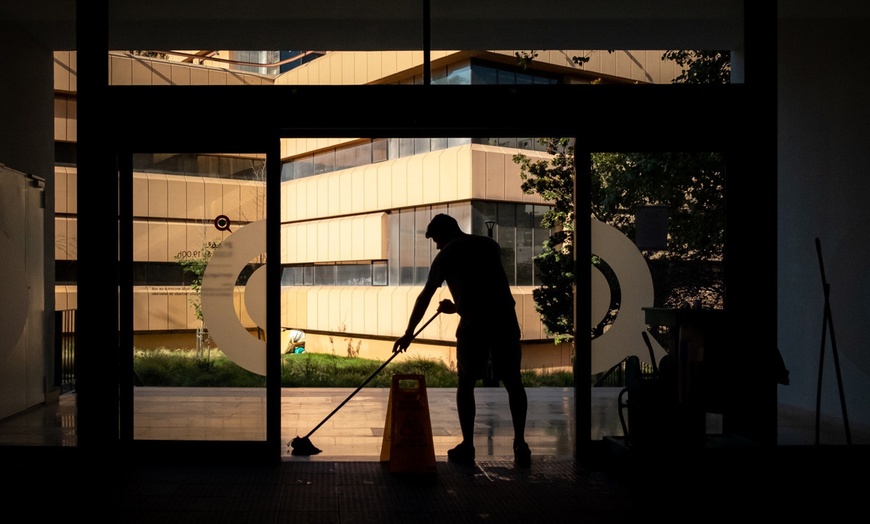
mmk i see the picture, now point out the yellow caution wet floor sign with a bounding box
[380,374,436,473]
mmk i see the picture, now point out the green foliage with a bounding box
[515,50,593,71]
[513,138,576,344]
[663,50,731,85]
[175,241,219,321]
[133,349,574,388]
[591,152,726,260]
[134,348,266,387]
[130,50,169,60]
[514,139,727,342]
[521,369,575,387]
[515,51,538,69]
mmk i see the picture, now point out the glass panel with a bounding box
[398,138,415,158]
[414,138,431,155]
[414,208,432,284]
[303,265,315,285]
[532,205,549,286]
[372,138,388,163]
[586,150,726,445]
[373,261,387,286]
[473,64,498,84]
[313,265,336,285]
[431,138,448,152]
[497,202,517,284]
[132,152,267,442]
[399,209,415,285]
[312,150,335,176]
[335,141,371,171]
[516,205,535,285]
[336,264,371,286]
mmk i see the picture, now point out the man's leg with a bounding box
[500,335,531,467]
[502,374,528,443]
[456,375,477,444]
[447,374,477,464]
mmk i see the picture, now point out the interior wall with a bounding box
[778,12,870,438]
[0,22,55,415]
[0,166,46,419]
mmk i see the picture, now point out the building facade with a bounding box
[52,49,682,378]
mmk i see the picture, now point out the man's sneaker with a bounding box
[514,441,531,468]
[447,442,475,465]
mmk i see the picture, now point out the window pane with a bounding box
[372,138,388,163]
[447,63,471,85]
[473,64,498,85]
[303,265,315,285]
[414,208,431,284]
[399,209,415,285]
[313,265,335,285]
[335,141,371,171]
[517,137,535,151]
[388,138,401,160]
[497,202,517,284]
[389,212,400,285]
[497,69,516,84]
[295,156,314,179]
[280,162,294,182]
[533,205,550,286]
[336,264,371,285]
[431,138,448,152]
[312,150,334,176]
[516,205,535,285]
[516,72,535,85]
[415,138,431,155]
[373,261,387,286]
[398,138,415,158]
[472,201,498,237]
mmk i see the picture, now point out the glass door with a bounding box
[121,150,279,460]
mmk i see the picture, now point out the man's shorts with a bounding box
[456,330,522,383]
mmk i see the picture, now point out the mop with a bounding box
[289,310,441,455]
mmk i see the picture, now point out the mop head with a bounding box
[290,436,322,456]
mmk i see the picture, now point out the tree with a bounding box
[129,50,169,60]
[511,50,730,343]
[591,152,726,260]
[176,240,219,359]
[662,50,731,84]
[592,152,726,310]
[176,241,218,322]
[513,138,576,344]
[514,144,727,343]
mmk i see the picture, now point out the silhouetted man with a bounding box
[393,213,531,467]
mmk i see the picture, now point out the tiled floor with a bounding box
[1,385,868,451]
[0,386,596,459]
[3,388,870,523]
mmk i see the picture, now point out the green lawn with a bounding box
[133,348,574,388]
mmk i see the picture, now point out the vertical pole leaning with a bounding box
[814,238,851,445]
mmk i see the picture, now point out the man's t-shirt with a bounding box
[426,233,520,339]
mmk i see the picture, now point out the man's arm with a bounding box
[407,284,437,334]
[393,283,438,353]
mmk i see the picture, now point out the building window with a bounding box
[386,202,553,287]
[282,261,388,287]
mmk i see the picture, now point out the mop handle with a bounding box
[302,310,441,438]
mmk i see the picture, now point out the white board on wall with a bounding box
[0,164,45,419]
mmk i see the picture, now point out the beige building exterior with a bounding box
[53,49,680,374]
